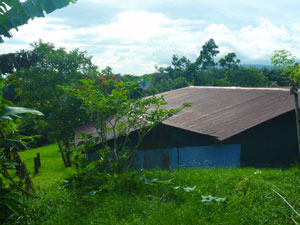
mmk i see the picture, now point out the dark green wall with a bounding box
[138,124,215,149]
[94,111,298,168]
[140,111,299,167]
[227,111,298,167]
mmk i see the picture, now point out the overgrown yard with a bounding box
[8,145,300,224]
[18,144,75,189]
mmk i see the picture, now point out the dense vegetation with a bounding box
[0,2,77,224]
[2,39,289,150]
[0,40,187,223]
[3,145,300,225]
[0,3,298,223]
[142,39,287,95]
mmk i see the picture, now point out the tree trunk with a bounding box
[66,151,72,167]
[65,141,72,167]
[57,141,68,168]
[292,87,300,157]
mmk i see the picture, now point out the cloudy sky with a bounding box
[1,0,300,75]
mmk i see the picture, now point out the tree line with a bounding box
[1,39,291,154]
[2,41,178,167]
[0,39,294,164]
[143,39,288,95]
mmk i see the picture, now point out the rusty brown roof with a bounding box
[76,86,296,143]
[161,86,294,140]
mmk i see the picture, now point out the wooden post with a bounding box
[34,157,39,174]
[37,153,41,168]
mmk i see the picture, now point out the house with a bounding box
[75,86,299,169]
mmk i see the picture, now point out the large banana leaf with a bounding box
[0,0,76,43]
[0,106,43,121]
[0,138,27,152]
[0,154,18,167]
[0,80,43,120]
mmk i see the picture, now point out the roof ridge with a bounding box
[186,86,290,91]
[188,86,290,91]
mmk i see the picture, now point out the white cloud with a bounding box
[96,11,168,42]
[2,9,300,74]
[1,17,87,51]
[84,0,176,8]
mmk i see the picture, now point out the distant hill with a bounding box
[241,64,273,69]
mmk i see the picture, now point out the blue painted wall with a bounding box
[132,144,240,169]
[179,145,240,168]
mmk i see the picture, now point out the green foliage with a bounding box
[196,38,220,70]
[62,168,228,210]
[0,0,76,43]
[0,188,25,223]
[172,76,189,89]
[226,66,267,87]
[219,52,240,69]
[19,144,75,189]
[7,164,300,225]
[11,148,300,224]
[0,51,39,74]
[264,68,288,86]
[271,50,296,71]
[0,79,43,223]
[271,49,300,88]
[0,1,75,222]
[271,50,300,86]
[17,115,50,147]
[200,195,227,204]
[66,78,184,172]
[7,41,98,166]
[271,49,300,157]
[0,106,42,121]
[145,38,271,95]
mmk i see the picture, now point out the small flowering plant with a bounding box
[64,77,188,172]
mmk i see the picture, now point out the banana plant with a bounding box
[0,78,43,191]
[0,78,43,221]
[0,0,77,43]
[0,80,43,120]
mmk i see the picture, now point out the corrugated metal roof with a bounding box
[161,86,294,140]
[76,86,296,143]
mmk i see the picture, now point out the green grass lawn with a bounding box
[10,145,300,225]
[19,144,75,189]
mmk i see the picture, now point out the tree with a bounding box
[226,66,267,87]
[101,66,114,77]
[0,0,76,43]
[271,50,300,157]
[66,78,187,172]
[263,68,288,87]
[0,51,38,74]
[172,76,189,89]
[0,0,75,222]
[171,54,194,82]
[196,39,220,71]
[219,52,240,69]
[7,41,98,167]
[0,78,43,222]
[0,83,43,194]
[172,55,191,71]
[0,43,42,203]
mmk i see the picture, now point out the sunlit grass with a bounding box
[19,144,75,189]
[13,146,300,224]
